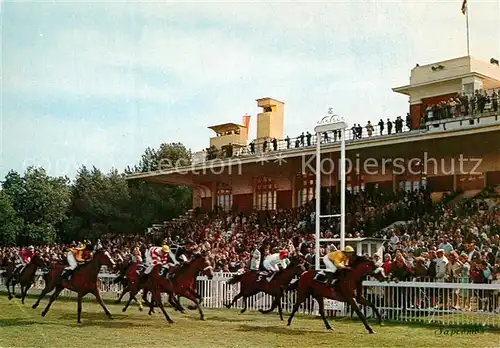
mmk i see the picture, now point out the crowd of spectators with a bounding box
[1,185,499,311]
[423,88,499,124]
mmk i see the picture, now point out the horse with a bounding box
[287,255,387,333]
[224,261,307,321]
[5,254,46,304]
[141,252,214,323]
[31,249,116,323]
[114,260,144,311]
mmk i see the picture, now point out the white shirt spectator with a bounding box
[435,254,449,280]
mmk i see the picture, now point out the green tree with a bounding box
[2,167,71,244]
[0,190,23,245]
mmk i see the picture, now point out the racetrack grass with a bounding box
[0,295,498,348]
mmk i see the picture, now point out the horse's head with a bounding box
[289,261,307,277]
[191,252,214,280]
[94,249,116,270]
[31,254,46,268]
[351,255,387,282]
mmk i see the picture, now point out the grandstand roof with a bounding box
[208,123,246,133]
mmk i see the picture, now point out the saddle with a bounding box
[61,262,88,281]
[158,266,174,279]
[314,270,338,286]
[257,270,275,283]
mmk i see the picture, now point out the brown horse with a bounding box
[5,254,46,304]
[287,256,386,333]
[224,261,306,321]
[31,249,116,323]
[142,253,214,323]
[114,261,145,311]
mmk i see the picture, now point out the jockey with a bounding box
[15,246,35,273]
[62,243,94,280]
[263,250,289,275]
[144,243,170,275]
[323,245,356,285]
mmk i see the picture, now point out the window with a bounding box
[254,177,276,210]
[216,183,232,212]
[297,173,315,206]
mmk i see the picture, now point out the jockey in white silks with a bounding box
[263,250,290,273]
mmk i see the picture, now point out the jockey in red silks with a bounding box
[15,246,35,273]
[144,243,170,275]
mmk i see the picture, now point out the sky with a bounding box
[1,0,499,180]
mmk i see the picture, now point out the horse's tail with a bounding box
[227,273,244,285]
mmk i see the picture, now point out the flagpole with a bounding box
[466,5,470,56]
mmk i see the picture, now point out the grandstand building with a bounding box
[127,56,500,212]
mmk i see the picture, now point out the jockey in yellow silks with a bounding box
[323,246,355,285]
[62,243,94,280]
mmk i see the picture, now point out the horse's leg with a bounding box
[276,293,284,321]
[32,281,55,309]
[260,297,278,315]
[346,296,375,334]
[115,285,129,304]
[240,296,249,314]
[169,294,186,313]
[21,283,33,304]
[6,276,13,300]
[153,289,173,323]
[316,296,333,331]
[225,291,244,309]
[181,288,205,321]
[357,296,383,325]
[92,288,113,319]
[122,289,136,313]
[77,294,83,323]
[287,290,307,326]
[41,286,63,317]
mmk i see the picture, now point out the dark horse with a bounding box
[142,253,214,323]
[5,254,46,304]
[224,261,306,321]
[31,249,116,323]
[287,255,386,333]
[114,260,145,311]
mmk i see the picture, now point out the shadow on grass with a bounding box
[208,315,256,323]
[0,318,40,327]
[236,324,332,335]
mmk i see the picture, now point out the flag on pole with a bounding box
[461,0,467,15]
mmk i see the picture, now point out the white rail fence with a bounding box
[1,270,499,328]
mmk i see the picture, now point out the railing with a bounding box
[196,122,412,163]
[1,270,499,328]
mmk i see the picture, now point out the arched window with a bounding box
[216,183,232,211]
[297,173,315,206]
[254,177,276,210]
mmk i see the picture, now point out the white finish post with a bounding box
[315,132,321,270]
[340,127,346,250]
[314,109,347,270]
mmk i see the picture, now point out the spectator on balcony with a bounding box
[378,119,384,135]
[285,136,290,149]
[306,132,312,146]
[299,132,305,146]
[387,118,393,134]
[366,121,374,137]
[356,124,363,138]
[272,138,278,151]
